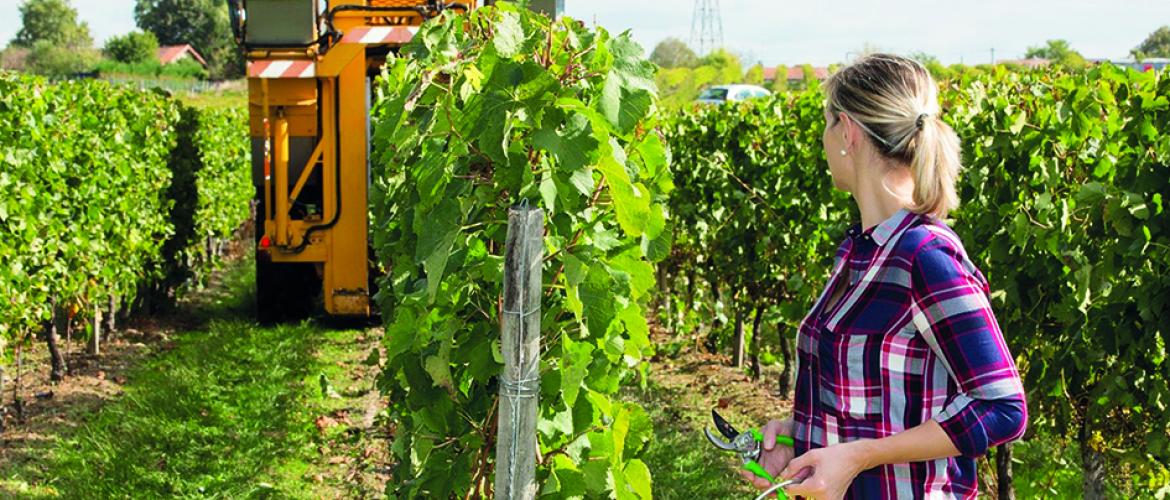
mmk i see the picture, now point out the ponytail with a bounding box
[909,115,962,220]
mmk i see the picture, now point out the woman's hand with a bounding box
[738,418,796,492]
[780,440,873,500]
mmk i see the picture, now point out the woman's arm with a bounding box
[907,233,1028,455]
[778,420,958,498]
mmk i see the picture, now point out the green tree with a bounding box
[1025,39,1074,59]
[11,0,92,49]
[770,64,789,93]
[744,63,764,85]
[908,52,954,81]
[104,31,159,64]
[1131,26,1170,59]
[27,40,100,76]
[700,49,743,84]
[801,64,818,87]
[134,0,241,78]
[650,37,698,69]
[908,51,939,66]
[1025,39,1087,68]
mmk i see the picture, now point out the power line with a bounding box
[690,0,723,56]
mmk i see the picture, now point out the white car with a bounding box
[696,84,772,104]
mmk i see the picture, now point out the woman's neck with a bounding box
[853,165,914,231]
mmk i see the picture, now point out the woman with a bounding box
[741,54,1028,499]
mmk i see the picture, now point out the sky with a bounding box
[1,0,1167,66]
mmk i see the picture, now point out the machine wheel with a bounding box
[256,257,321,325]
[254,195,321,325]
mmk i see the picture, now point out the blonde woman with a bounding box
[741,54,1028,499]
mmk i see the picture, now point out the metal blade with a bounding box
[711,409,740,440]
[704,427,739,451]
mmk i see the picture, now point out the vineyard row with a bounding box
[0,73,253,377]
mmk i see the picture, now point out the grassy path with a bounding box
[0,258,390,498]
[629,324,793,499]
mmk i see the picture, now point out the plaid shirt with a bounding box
[794,208,1027,499]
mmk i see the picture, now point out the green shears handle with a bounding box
[748,428,795,448]
[743,429,796,499]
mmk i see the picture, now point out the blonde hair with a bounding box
[823,54,962,220]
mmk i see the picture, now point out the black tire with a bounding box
[256,256,321,325]
[254,192,321,325]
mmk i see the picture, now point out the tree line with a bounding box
[2,0,242,80]
[649,26,1170,108]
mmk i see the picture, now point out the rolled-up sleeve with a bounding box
[910,234,1028,458]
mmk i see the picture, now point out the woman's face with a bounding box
[823,105,853,192]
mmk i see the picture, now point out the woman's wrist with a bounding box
[843,439,881,472]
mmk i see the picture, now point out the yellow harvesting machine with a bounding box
[228,0,563,322]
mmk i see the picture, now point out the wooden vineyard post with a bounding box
[47,300,68,382]
[996,443,1015,499]
[105,293,116,335]
[494,203,543,500]
[89,303,101,356]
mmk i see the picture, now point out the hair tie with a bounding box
[916,113,930,130]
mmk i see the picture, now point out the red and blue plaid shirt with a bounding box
[794,208,1028,499]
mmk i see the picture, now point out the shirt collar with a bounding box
[846,208,916,247]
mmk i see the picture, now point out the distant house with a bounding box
[0,47,30,71]
[762,65,831,85]
[158,45,208,68]
[1101,58,1170,72]
[997,58,1051,69]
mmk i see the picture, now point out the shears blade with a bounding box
[704,427,740,451]
[711,408,740,440]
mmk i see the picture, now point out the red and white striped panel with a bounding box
[249,60,316,79]
[341,26,419,45]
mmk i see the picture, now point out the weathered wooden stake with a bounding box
[105,293,117,334]
[47,301,68,382]
[0,354,5,432]
[777,328,793,399]
[750,304,764,379]
[996,443,1015,500]
[494,204,543,500]
[89,304,101,356]
[14,342,23,420]
[732,309,746,368]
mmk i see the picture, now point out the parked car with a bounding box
[696,84,772,104]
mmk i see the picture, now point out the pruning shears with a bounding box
[705,409,800,500]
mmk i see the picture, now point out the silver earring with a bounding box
[840,149,848,156]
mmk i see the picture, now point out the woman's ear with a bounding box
[838,112,856,151]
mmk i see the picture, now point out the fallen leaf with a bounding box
[315,415,338,434]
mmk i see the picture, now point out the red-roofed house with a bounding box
[158,45,208,68]
[997,58,1050,69]
[762,65,831,85]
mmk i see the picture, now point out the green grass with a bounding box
[180,89,247,111]
[626,384,757,499]
[1,258,371,498]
